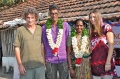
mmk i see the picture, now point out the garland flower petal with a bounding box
[46,18,63,56]
[71,28,89,66]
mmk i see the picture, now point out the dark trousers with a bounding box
[46,62,69,79]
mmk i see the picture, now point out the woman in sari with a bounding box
[67,19,92,79]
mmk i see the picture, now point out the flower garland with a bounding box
[71,28,89,66]
[46,18,63,56]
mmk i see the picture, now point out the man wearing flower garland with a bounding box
[13,7,45,79]
[42,4,70,79]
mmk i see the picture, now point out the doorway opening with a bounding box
[0,35,2,67]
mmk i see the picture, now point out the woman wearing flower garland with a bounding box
[67,19,92,79]
[42,4,70,79]
[89,10,116,79]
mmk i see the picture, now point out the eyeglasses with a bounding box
[50,12,58,16]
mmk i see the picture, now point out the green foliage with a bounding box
[0,0,25,7]
[82,28,89,36]
[71,28,76,37]
[46,18,63,29]
[71,28,89,37]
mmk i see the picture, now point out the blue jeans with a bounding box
[46,62,69,79]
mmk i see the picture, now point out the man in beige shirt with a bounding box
[13,7,45,79]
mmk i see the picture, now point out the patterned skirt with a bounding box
[72,58,92,79]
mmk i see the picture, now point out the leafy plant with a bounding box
[0,0,26,7]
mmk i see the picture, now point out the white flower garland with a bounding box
[46,29,63,56]
[72,35,88,66]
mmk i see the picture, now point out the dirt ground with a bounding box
[0,66,13,79]
[0,70,13,79]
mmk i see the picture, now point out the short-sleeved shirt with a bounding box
[13,25,44,69]
[42,22,70,63]
[90,24,116,76]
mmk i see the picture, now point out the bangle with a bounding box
[68,65,72,69]
[105,64,110,65]
[69,65,72,67]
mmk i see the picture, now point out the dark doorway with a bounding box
[0,34,2,67]
[0,47,2,66]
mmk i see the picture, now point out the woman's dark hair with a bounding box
[74,19,88,28]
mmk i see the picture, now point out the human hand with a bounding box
[105,64,111,72]
[19,64,26,75]
[69,68,76,78]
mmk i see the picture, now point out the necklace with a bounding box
[76,34,81,50]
